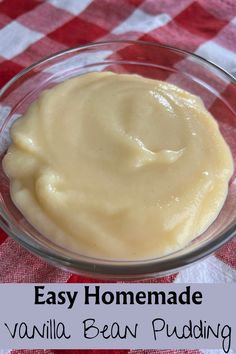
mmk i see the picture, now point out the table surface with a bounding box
[0,0,235,353]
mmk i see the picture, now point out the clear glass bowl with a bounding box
[0,40,235,280]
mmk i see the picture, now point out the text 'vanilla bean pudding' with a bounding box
[2,72,233,260]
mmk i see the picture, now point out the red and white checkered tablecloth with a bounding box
[0,0,235,353]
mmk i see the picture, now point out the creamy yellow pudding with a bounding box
[2,72,233,260]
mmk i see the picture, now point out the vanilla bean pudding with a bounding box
[2,72,233,260]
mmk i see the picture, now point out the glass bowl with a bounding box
[0,40,235,280]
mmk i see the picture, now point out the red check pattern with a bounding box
[0,0,235,353]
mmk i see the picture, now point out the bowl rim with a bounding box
[0,39,235,278]
[1,39,236,97]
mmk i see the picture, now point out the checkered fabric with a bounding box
[0,0,235,353]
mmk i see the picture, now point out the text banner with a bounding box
[0,284,235,352]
